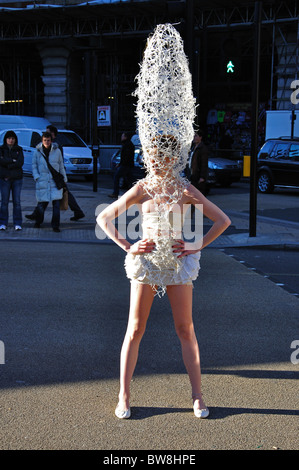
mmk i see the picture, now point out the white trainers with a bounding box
[115,404,131,419]
[0,225,7,230]
[14,225,22,231]
[192,393,209,419]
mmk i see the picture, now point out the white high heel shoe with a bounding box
[115,404,131,419]
[192,394,209,419]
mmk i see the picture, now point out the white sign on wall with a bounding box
[97,105,111,127]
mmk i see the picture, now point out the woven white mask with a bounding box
[133,23,196,209]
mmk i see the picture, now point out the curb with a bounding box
[1,233,299,251]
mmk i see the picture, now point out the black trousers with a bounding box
[36,200,60,229]
[31,187,83,217]
[67,190,84,216]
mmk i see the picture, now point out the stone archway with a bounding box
[39,45,71,129]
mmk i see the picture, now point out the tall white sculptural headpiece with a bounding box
[133,23,196,207]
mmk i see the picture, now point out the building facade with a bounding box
[0,0,298,148]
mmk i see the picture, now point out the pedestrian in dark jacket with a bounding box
[0,130,24,231]
[109,132,135,198]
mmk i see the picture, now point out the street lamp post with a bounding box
[92,51,98,192]
[249,1,262,237]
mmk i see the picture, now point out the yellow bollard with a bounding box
[243,155,251,177]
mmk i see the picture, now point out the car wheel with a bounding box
[257,171,274,193]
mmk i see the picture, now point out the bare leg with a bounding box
[117,281,155,412]
[167,284,208,415]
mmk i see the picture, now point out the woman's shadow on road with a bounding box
[130,405,299,420]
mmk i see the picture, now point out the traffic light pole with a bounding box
[92,51,98,193]
[249,1,262,237]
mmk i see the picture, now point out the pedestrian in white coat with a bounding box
[32,132,67,232]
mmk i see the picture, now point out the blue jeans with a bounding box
[35,200,60,229]
[0,178,23,226]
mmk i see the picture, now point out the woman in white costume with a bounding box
[97,24,231,419]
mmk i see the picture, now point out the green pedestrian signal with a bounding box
[227,60,234,73]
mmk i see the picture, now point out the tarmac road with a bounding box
[224,247,299,296]
[0,240,298,451]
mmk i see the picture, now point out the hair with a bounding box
[46,125,58,137]
[122,131,132,140]
[42,131,52,140]
[3,130,18,145]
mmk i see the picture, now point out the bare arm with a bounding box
[173,184,231,257]
[96,183,155,254]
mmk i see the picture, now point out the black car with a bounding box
[208,156,242,187]
[111,148,241,191]
[257,137,299,193]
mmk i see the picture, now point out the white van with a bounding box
[0,115,51,131]
[0,128,100,178]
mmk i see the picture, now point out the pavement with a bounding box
[1,175,299,249]
[0,175,298,452]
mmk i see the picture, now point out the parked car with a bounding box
[0,128,100,179]
[110,147,145,185]
[257,137,299,193]
[110,148,241,190]
[206,166,217,190]
[208,156,242,187]
[0,114,50,131]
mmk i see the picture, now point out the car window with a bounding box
[55,132,86,148]
[258,141,274,159]
[270,143,289,160]
[289,144,299,161]
[0,131,6,144]
[13,130,31,147]
[30,132,42,148]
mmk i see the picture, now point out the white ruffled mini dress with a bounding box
[124,211,201,295]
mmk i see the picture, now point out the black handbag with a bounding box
[43,155,66,190]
